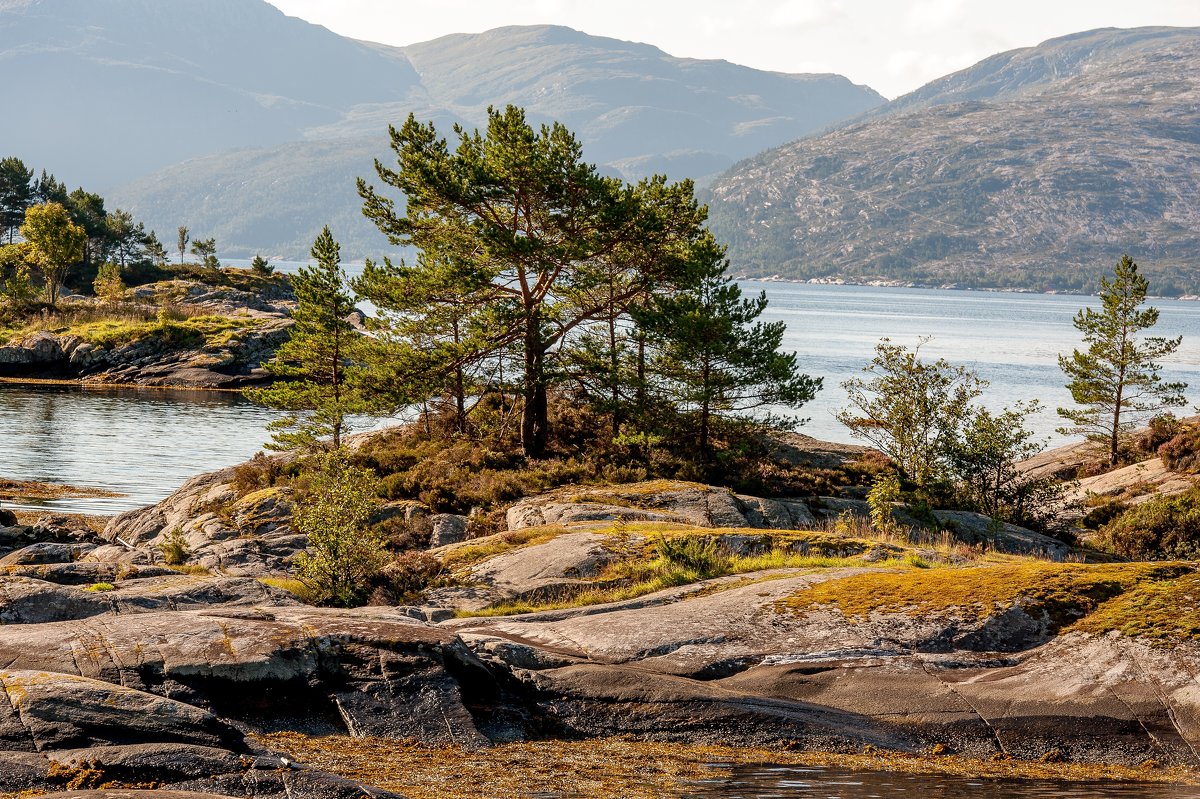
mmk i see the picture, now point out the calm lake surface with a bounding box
[4,281,1200,515]
[683,764,1199,798]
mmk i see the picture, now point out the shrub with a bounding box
[231,452,283,495]
[653,536,728,578]
[93,263,125,301]
[85,582,115,592]
[158,529,190,565]
[1136,413,1183,457]
[1097,487,1200,560]
[1159,425,1200,474]
[867,472,902,535]
[370,551,446,604]
[292,450,389,607]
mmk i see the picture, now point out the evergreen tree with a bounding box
[636,257,821,458]
[65,188,109,269]
[246,226,368,451]
[19,202,86,306]
[190,236,219,271]
[105,209,144,268]
[0,158,33,245]
[1058,255,1186,466]
[143,230,168,267]
[93,262,125,302]
[177,226,189,265]
[250,254,273,275]
[359,106,708,457]
[32,171,67,205]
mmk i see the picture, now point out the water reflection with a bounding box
[1,383,280,515]
[684,764,1199,798]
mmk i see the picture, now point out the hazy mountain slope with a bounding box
[84,12,880,259]
[0,0,425,189]
[706,28,1200,294]
[398,25,882,178]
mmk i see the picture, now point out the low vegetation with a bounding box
[256,732,1197,799]
[780,561,1197,639]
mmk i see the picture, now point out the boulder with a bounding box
[0,541,94,565]
[428,513,469,548]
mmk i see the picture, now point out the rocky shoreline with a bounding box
[0,433,1195,795]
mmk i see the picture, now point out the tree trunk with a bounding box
[521,313,548,458]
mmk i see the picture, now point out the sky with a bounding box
[267,0,1200,98]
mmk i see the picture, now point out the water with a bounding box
[755,282,1200,443]
[4,282,1200,516]
[685,763,1198,798]
[0,383,279,516]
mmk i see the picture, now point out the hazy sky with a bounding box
[267,1,1200,98]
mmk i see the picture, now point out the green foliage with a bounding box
[291,450,388,607]
[92,262,125,301]
[1096,487,1200,560]
[19,202,87,306]
[85,582,116,592]
[0,243,37,309]
[177,226,189,265]
[246,226,370,451]
[947,401,1066,532]
[142,230,169,267]
[635,263,821,458]
[837,337,984,490]
[1058,256,1187,466]
[652,536,729,579]
[158,529,190,566]
[358,105,715,457]
[866,471,902,535]
[250,254,274,275]
[0,157,33,245]
[190,236,219,271]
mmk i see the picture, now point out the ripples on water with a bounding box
[4,283,1200,515]
[0,383,281,515]
[682,764,1199,798]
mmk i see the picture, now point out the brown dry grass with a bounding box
[256,733,1197,798]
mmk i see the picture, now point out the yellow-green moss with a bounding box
[778,562,1192,628]
[1073,570,1200,641]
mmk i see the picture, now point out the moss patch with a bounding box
[0,477,122,501]
[254,733,1196,799]
[1073,570,1200,642]
[778,562,1192,631]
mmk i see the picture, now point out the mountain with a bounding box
[0,0,425,188]
[706,27,1200,294]
[0,0,883,258]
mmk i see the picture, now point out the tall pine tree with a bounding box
[1058,255,1186,465]
[636,253,821,458]
[247,227,368,451]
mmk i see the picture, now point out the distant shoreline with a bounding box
[735,274,1200,301]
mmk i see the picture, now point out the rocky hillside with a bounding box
[707,27,1200,294]
[0,0,882,258]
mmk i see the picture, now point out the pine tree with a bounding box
[246,226,368,451]
[0,158,33,245]
[176,226,189,265]
[1058,255,1186,466]
[636,256,821,458]
[359,107,709,457]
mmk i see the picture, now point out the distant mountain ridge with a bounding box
[706,27,1200,294]
[0,0,883,258]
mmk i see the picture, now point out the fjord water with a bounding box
[683,764,1198,798]
[4,282,1200,515]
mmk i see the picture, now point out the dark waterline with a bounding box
[682,764,1199,798]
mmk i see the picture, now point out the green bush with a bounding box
[653,536,729,578]
[86,582,116,592]
[158,529,190,565]
[1097,487,1200,560]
